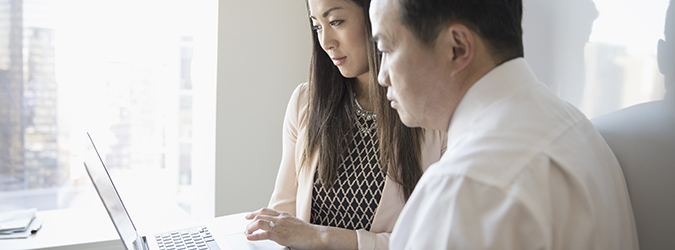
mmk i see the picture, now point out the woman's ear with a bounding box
[436,24,474,75]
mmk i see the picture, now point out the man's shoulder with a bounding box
[437,91,598,187]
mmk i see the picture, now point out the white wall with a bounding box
[215,0,312,216]
[214,0,670,216]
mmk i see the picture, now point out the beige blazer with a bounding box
[268,83,446,250]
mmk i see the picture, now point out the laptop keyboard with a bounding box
[155,226,220,250]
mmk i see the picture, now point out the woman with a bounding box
[244,0,446,249]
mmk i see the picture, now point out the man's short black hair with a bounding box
[397,0,524,63]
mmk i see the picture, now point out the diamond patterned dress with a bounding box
[310,112,385,231]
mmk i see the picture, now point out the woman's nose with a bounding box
[320,30,337,51]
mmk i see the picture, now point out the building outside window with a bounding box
[0,0,216,222]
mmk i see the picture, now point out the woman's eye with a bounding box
[329,20,343,27]
[312,25,321,31]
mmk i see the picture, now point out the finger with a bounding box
[245,207,280,219]
[245,230,272,241]
[245,208,265,219]
[253,214,276,223]
[257,207,281,216]
[268,220,276,231]
[244,218,277,235]
[244,219,265,235]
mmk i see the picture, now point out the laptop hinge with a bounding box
[134,235,149,250]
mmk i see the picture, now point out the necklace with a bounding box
[354,97,377,134]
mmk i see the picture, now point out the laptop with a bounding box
[84,132,287,250]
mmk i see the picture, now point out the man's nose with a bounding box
[378,57,390,86]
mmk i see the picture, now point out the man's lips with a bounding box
[389,99,399,108]
[387,94,398,109]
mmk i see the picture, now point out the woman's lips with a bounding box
[332,57,346,66]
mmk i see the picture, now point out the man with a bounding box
[369,0,638,249]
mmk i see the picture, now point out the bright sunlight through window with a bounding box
[0,0,216,223]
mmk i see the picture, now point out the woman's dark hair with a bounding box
[398,0,524,63]
[301,0,424,201]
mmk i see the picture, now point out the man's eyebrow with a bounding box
[309,7,344,20]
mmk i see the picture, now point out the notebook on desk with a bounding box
[83,132,286,250]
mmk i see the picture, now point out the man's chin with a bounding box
[398,114,420,128]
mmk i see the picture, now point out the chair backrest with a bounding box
[591,99,675,250]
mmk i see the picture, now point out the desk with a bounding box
[0,208,282,250]
[0,208,122,250]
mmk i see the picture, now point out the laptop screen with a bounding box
[84,132,140,250]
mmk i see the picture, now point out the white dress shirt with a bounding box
[389,58,638,250]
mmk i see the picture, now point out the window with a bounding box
[523,0,668,119]
[0,0,216,222]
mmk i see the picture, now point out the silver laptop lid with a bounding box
[84,132,145,250]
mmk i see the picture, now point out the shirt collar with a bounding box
[446,58,541,146]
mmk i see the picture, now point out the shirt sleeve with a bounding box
[390,174,546,250]
[267,83,305,216]
[356,230,390,250]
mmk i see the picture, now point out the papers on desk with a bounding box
[0,208,44,239]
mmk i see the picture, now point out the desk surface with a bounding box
[1,208,122,250]
[0,208,283,250]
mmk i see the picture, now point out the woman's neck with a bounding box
[353,72,374,112]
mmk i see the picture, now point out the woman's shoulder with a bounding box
[285,82,310,127]
[289,82,309,105]
[420,128,448,170]
[422,128,447,143]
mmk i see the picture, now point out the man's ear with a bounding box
[436,24,474,75]
[658,39,671,75]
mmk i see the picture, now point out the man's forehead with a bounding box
[369,0,393,20]
[369,0,396,40]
